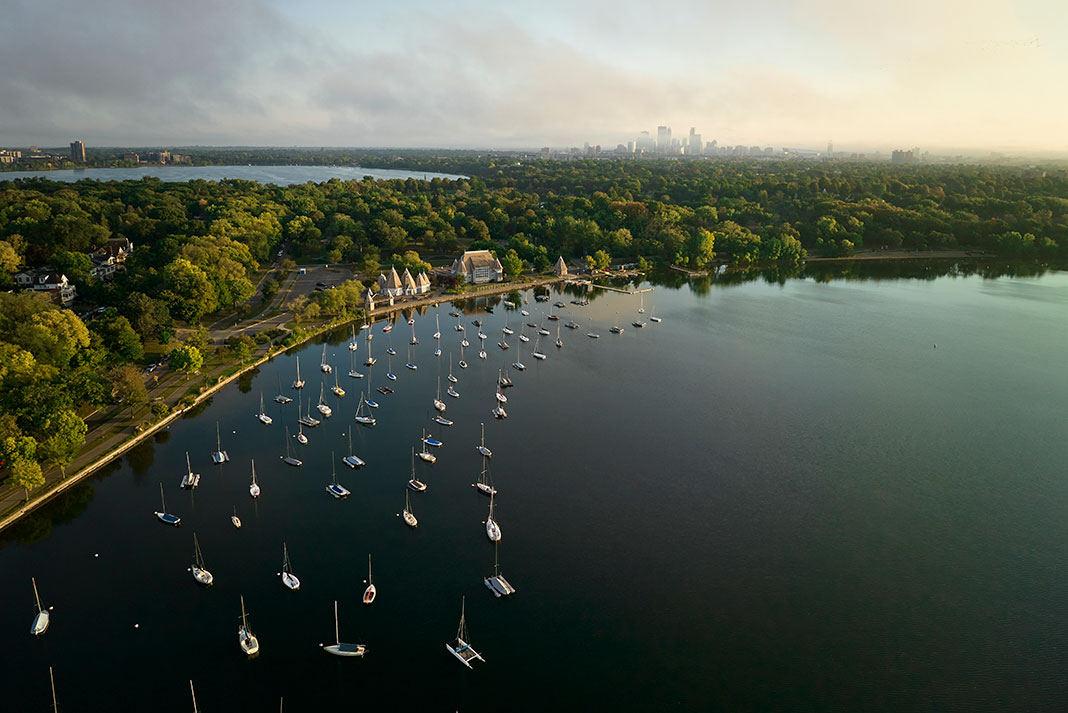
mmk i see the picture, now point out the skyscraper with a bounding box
[657,126,671,153]
[70,140,86,162]
[689,127,702,155]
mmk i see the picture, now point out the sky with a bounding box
[2,0,1065,154]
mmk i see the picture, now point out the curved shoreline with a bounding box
[0,274,566,534]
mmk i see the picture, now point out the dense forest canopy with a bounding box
[2,159,1066,318]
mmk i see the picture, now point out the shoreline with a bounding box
[0,274,566,534]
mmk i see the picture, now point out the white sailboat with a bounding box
[274,373,292,404]
[212,422,230,463]
[257,393,273,425]
[363,554,377,605]
[292,357,305,389]
[180,451,200,489]
[433,377,447,412]
[434,315,442,355]
[348,324,359,351]
[418,432,437,464]
[402,490,418,527]
[446,596,485,668]
[316,383,333,417]
[326,452,351,498]
[638,291,646,314]
[296,419,308,445]
[321,600,365,657]
[348,348,364,379]
[434,414,454,426]
[473,458,497,496]
[320,344,332,373]
[354,394,377,427]
[447,354,458,383]
[459,342,468,369]
[433,314,441,340]
[297,397,320,427]
[238,595,259,656]
[531,334,547,360]
[476,422,493,457]
[409,446,428,489]
[231,506,242,528]
[447,384,460,398]
[405,343,417,370]
[282,426,303,466]
[280,542,301,590]
[342,426,366,468]
[409,319,419,345]
[386,353,397,381]
[191,532,214,586]
[511,355,526,371]
[249,460,261,498]
[485,491,502,541]
[30,577,50,635]
[555,323,563,348]
[484,540,516,597]
[155,482,181,525]
[364,329,377,366]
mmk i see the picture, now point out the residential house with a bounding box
[451,250,503,284]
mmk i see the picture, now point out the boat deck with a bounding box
[486,574,516,597]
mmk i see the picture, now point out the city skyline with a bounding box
[1,0,1064,155]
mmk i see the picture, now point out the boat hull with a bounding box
[324,643,365,657]
[31,610,49,636]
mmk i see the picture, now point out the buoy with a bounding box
[134,624,140,629]
[94,553,99,558]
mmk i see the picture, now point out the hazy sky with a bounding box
[2,0,1064,152]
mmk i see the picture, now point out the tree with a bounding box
[15,309,91,368]
[37,409,87,471]
[499,249,523,278]
[112,366,148,417]
[170,344,204,376]
[8,458,44,499]
[91,312,144,363]
[592,249,612,270]
[0,240,20,272]
[161,258,218,323]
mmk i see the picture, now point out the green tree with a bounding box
[37,409,87,471]
[112,366,148,417]
[8,458,44,499]
[15,309,91,368]
[170,344,204,376]
[91,312,144,363]
[499,249,523,278]
[161,258,218,323]
[592,249,612,270]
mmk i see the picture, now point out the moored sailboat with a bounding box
[354,394,377,427]
[446,596,485,668]
[476,422,493,457]
[316,383,332,417]
[212,422,230,463]
[473,458,497,496]
[363,554,377,605]
[402,490,418,527]
[155,482,181,525]
[320,344,332,373]
[280,542,301,590]
[485,491,502,541]
[433,377,446,412]
[30,577,50,636]
[484,540,516,598]
[292,357,305,389]
[326,454,351,498]
[249,460,261,498]
[342,426,366,468]
[257,393,273,425]
[322,600,365,657]
[238,595,259,655]
[180,451,200,489]
[191,532,214,586]
[408,446,427,490]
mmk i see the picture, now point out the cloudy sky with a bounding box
[2,0,1064,153]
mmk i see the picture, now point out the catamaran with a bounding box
[477,422,493,457]
[326,453,351,498]
[249,460,261,498]
[348,324,359,351]
[632,319,647,328]
[322,600,365,657]
[280,542,301,590]
[499,373,513,387]
[180,452,200,489]
[282,427,303,467]
[331,371,345,397]
[257,393,273,425]
[354,394,377,427]
[274,374,292,404]
[292,357,305,389]
[231,506,242,528]
[363,554,377,605]
[498,340,510,350]
[191,533,214,586]
[447,354,458,383]
[409,446,428,489]
[155,482,181,525]
[316,383,332,417]
[484,541,516,598]
[299,397,320,427]
[446,596,485,668]
[30,577,50,635]
[485,491,502,541]
[433,377,447,412]
[238,595,259,656]
[342,426,366,468]
[212,423,230,463]
[418,432,437,463]
[402,490,418,527]
[320,344,332,373]
[473,460,497,497]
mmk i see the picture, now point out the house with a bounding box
[451,250,503,284]
[92,237,134,264]
[402,268,418,295]
[379,266,432,297]
[364,288,376,312]
[416,271,431,293]
[14,269,77,306]
[89,255,117,280]
[553,256,568,277]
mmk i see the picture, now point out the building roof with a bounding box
[382,266,403,289]
[402,268,417,289]
[416,271,431,287]
[457,250,501,272]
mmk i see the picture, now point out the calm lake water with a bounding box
[0,164,465,185]
[3,261,1068,711]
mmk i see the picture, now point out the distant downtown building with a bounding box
[70,140,86,162]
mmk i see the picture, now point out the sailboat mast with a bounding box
[190,679,198,713]
[241,595,249,629]
[32,576,42,610]
[334,599,340,645]
[50,667,58,713]
[159,482,166,510]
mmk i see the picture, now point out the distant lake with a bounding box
[0,164,466,185]
[4,260,1068,711]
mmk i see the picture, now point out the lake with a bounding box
[0,164,466,185]
[3,260,1068,711]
